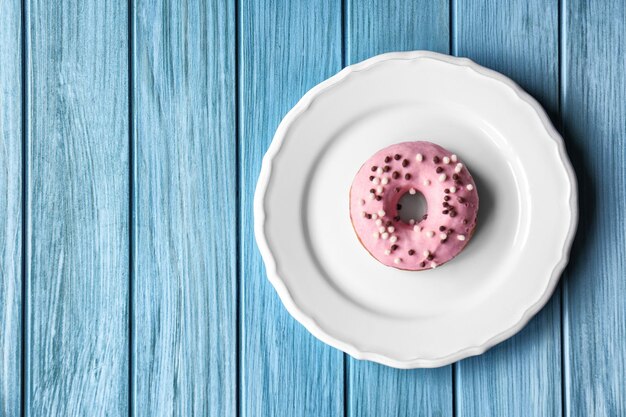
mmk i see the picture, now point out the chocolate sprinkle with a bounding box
[455,180,462,186]
[376,196,382,201]
[457,197,465,203]
[369,176,375,181]
[371,166,377,172]
[444,188,450,194]
[462,219,468,224]
[443,196,450,201]
[452,174,459,180]
[442,210,449,214]
[439,226,446,231]
[392,171,400,179]
[450,211,457,218]
[391,244,398,251]
[402,159,409,167]
[397,203,402,210]
[408,249,415,256]
[369,188,375,194]
[386,220,392,227]
[384,156,392,163]
[436,167,443,173]
[394,154,401,160]
[427,254,434,261]
[420,261,426,268]
[393,216,401,222]
[404,173,411,180]
[394,187,401,193]
[422,214,428,220]
[383,165,391,172]
[443,202,449,207]
[433,156,440,163]
[365,214,372,219]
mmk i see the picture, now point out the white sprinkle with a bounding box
[450,186,457,193]
[415,153,423,162]
[361,211,367,218]
[455,163,463,173]
[426,231,435,238]
[375,219,382,226]
[431,262,438,269]
[384,249,391,255]
[413,225,420,232]
[359,199,366,206]
[409,219,415,225]
[372,213,378,220]
[440,233,448,240]
[387,226,395,233]
[373,177,380,185]
[372,232,380,239]
[466,184,474,191]
[409,188,416,195]
[378,210,386,217]
[457,234,466,241]
[390,236,398,243]
[377,167,383,174]
[369,193,375,200]
[394,258,402,264]
[379,226,386,234]
[376,185,383,193]
[423,179,431,186]
[438,174,447,182]
[381,177,389,185]
[423,250,430,257]
[442,156,450,164]
[382,232,389,240]
[451,154,458,162]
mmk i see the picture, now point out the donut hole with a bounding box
[397,191,428,224]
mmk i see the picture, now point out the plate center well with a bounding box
[304,103,526,319]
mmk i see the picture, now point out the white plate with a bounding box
[254,51,577,368]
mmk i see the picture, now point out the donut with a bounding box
[349,141,478,271]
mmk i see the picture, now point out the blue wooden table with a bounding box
[1,0,624,415]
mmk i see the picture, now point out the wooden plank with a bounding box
[563,1,626,415]
[346,0,450,62]
[25,0,129,415]
[239,0,344,415]
[0,0,22,415]
[453,1,562,416]
[346,2,452,416]
[131,1,236,416]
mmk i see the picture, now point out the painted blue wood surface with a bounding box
[239,0,344,416]
[454,1,563,416]
[25,0,129,415]
[0,0,22,415]
[562,1,626,415]
[345,1,452,416]
[131,1,236,416]
[0,0,625,415]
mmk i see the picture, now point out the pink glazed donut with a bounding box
[349,141,479,271]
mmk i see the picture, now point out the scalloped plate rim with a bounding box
[254,50,578,369]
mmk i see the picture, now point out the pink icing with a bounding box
[349,141,479,271]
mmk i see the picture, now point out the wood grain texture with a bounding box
[25,0,129,415]
[454,1,562,416]
[346,0,450,63]
[239,0,344,415]
[346,1,452,416]
[0,0,22,415]
[563,1,626,416]
[131,0,236,416]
